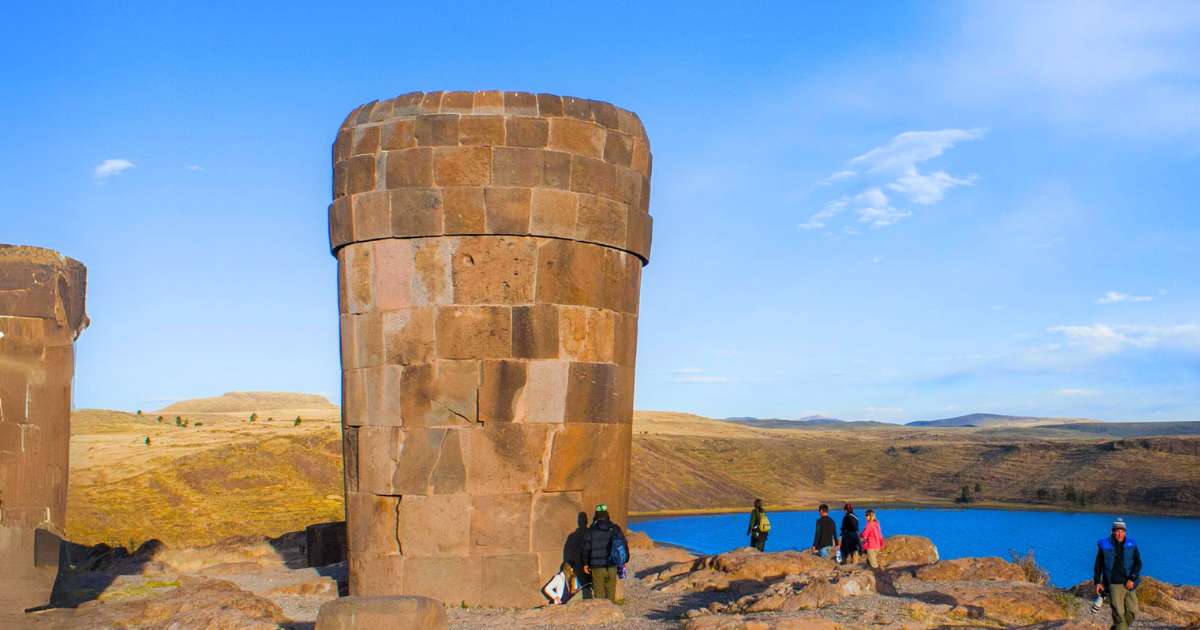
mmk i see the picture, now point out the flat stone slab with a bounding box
[316,595,447,630]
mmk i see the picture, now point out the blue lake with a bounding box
[632,507,1200,587]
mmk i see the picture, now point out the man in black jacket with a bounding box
[582,504,628,603]
[812,504,837,558]
[1094,518,1142,630]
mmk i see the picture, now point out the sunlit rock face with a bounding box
[0,244,88,613]
[329,91,652,607]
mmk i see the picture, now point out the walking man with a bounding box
[811,503,837,558]
[746,498,770,551]
[1094,518,1142,630]
[582,504,628,603]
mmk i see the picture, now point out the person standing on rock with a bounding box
[860,509,884,569]
[839,503,862,564]
[1094,518,1142,630]
[582,504,629,604]
[812,504,837,558]
[747,498,770,552]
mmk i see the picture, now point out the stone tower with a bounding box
[329,91,651,607]
[0,245,88,613]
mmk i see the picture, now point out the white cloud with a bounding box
[1096,291,1153,304]
[849,129,985,177]
[185,165,203,172]
[803,129,983,232]
[1054,388,1103,397]
[799,197,848,230]
[1047,323,1200,356]
[671,367,704,374]
[93,158,135,181]
[944,2,1200,138]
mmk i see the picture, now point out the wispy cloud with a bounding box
[802,129,983,231]
[1053,388,1103,397]
[1047,323,1200,356]
[185,164,203,172]
[1096,291,1153,304]
[93,158,135,181]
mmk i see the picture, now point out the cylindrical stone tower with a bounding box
[0,245,88,613]
[329,91,651,607]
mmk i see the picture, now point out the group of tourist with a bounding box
[747,501,1146,630]
[748,500,884,568]
[542,498,1146,630]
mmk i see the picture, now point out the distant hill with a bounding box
[158,391,338,413]
[907,413,1092,428]
[723,415,893,430]
[979,421,1200,439]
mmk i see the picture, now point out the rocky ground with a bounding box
[8,530,1199,629]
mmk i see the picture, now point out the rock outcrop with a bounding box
[912,556,1028,582]
[47,575,289,629]
[649,549,837,594]
[0,245,88,614]
[330,91,653,607]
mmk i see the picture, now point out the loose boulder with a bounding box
[875,535,938,567]
[627,529,655,549]
[316,595,447,630]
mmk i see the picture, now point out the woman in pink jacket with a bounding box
[860,509,884,568]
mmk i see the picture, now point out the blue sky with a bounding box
[3,2,1197,422]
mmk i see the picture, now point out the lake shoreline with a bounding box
[631,497,1200,520]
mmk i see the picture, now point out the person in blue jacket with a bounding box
[1093,518,1142,630]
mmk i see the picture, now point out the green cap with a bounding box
[595,503,608,512]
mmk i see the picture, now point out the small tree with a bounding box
[174,416,182,427]
[250,412,258,422]
[294,416,302,426]
[156,416,163,423]
[144,436,151,446]
[136,409,143,416]
[194,422,203,427]
[267,417,274,422]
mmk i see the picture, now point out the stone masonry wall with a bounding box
[0,245,88,613]
[330,91,652,607]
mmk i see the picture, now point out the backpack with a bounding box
[608,530,629,566]
[759,512,771,533]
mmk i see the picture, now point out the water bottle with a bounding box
[1091,594,1104,612]
[835,548,842,563]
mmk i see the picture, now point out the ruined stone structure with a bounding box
[330,91,652,607]
[0,245,88,613]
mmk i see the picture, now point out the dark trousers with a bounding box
[750,532,768,551]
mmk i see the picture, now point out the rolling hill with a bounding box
[156,391,337,413]
[906,413,1093,428]
[66,395,1200,549]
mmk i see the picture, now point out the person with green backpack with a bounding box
[747,498,771,551]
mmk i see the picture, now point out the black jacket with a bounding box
[582,518,626,568]
[813,515,837,548]
[841,512,860,538]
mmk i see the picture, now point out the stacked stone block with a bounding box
[0,245,88,613]
[330,91,651,607]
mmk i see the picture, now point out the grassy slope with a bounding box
[66,406,1200,547]
[631,411,1200,515]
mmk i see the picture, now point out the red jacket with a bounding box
[861,520,884,551]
